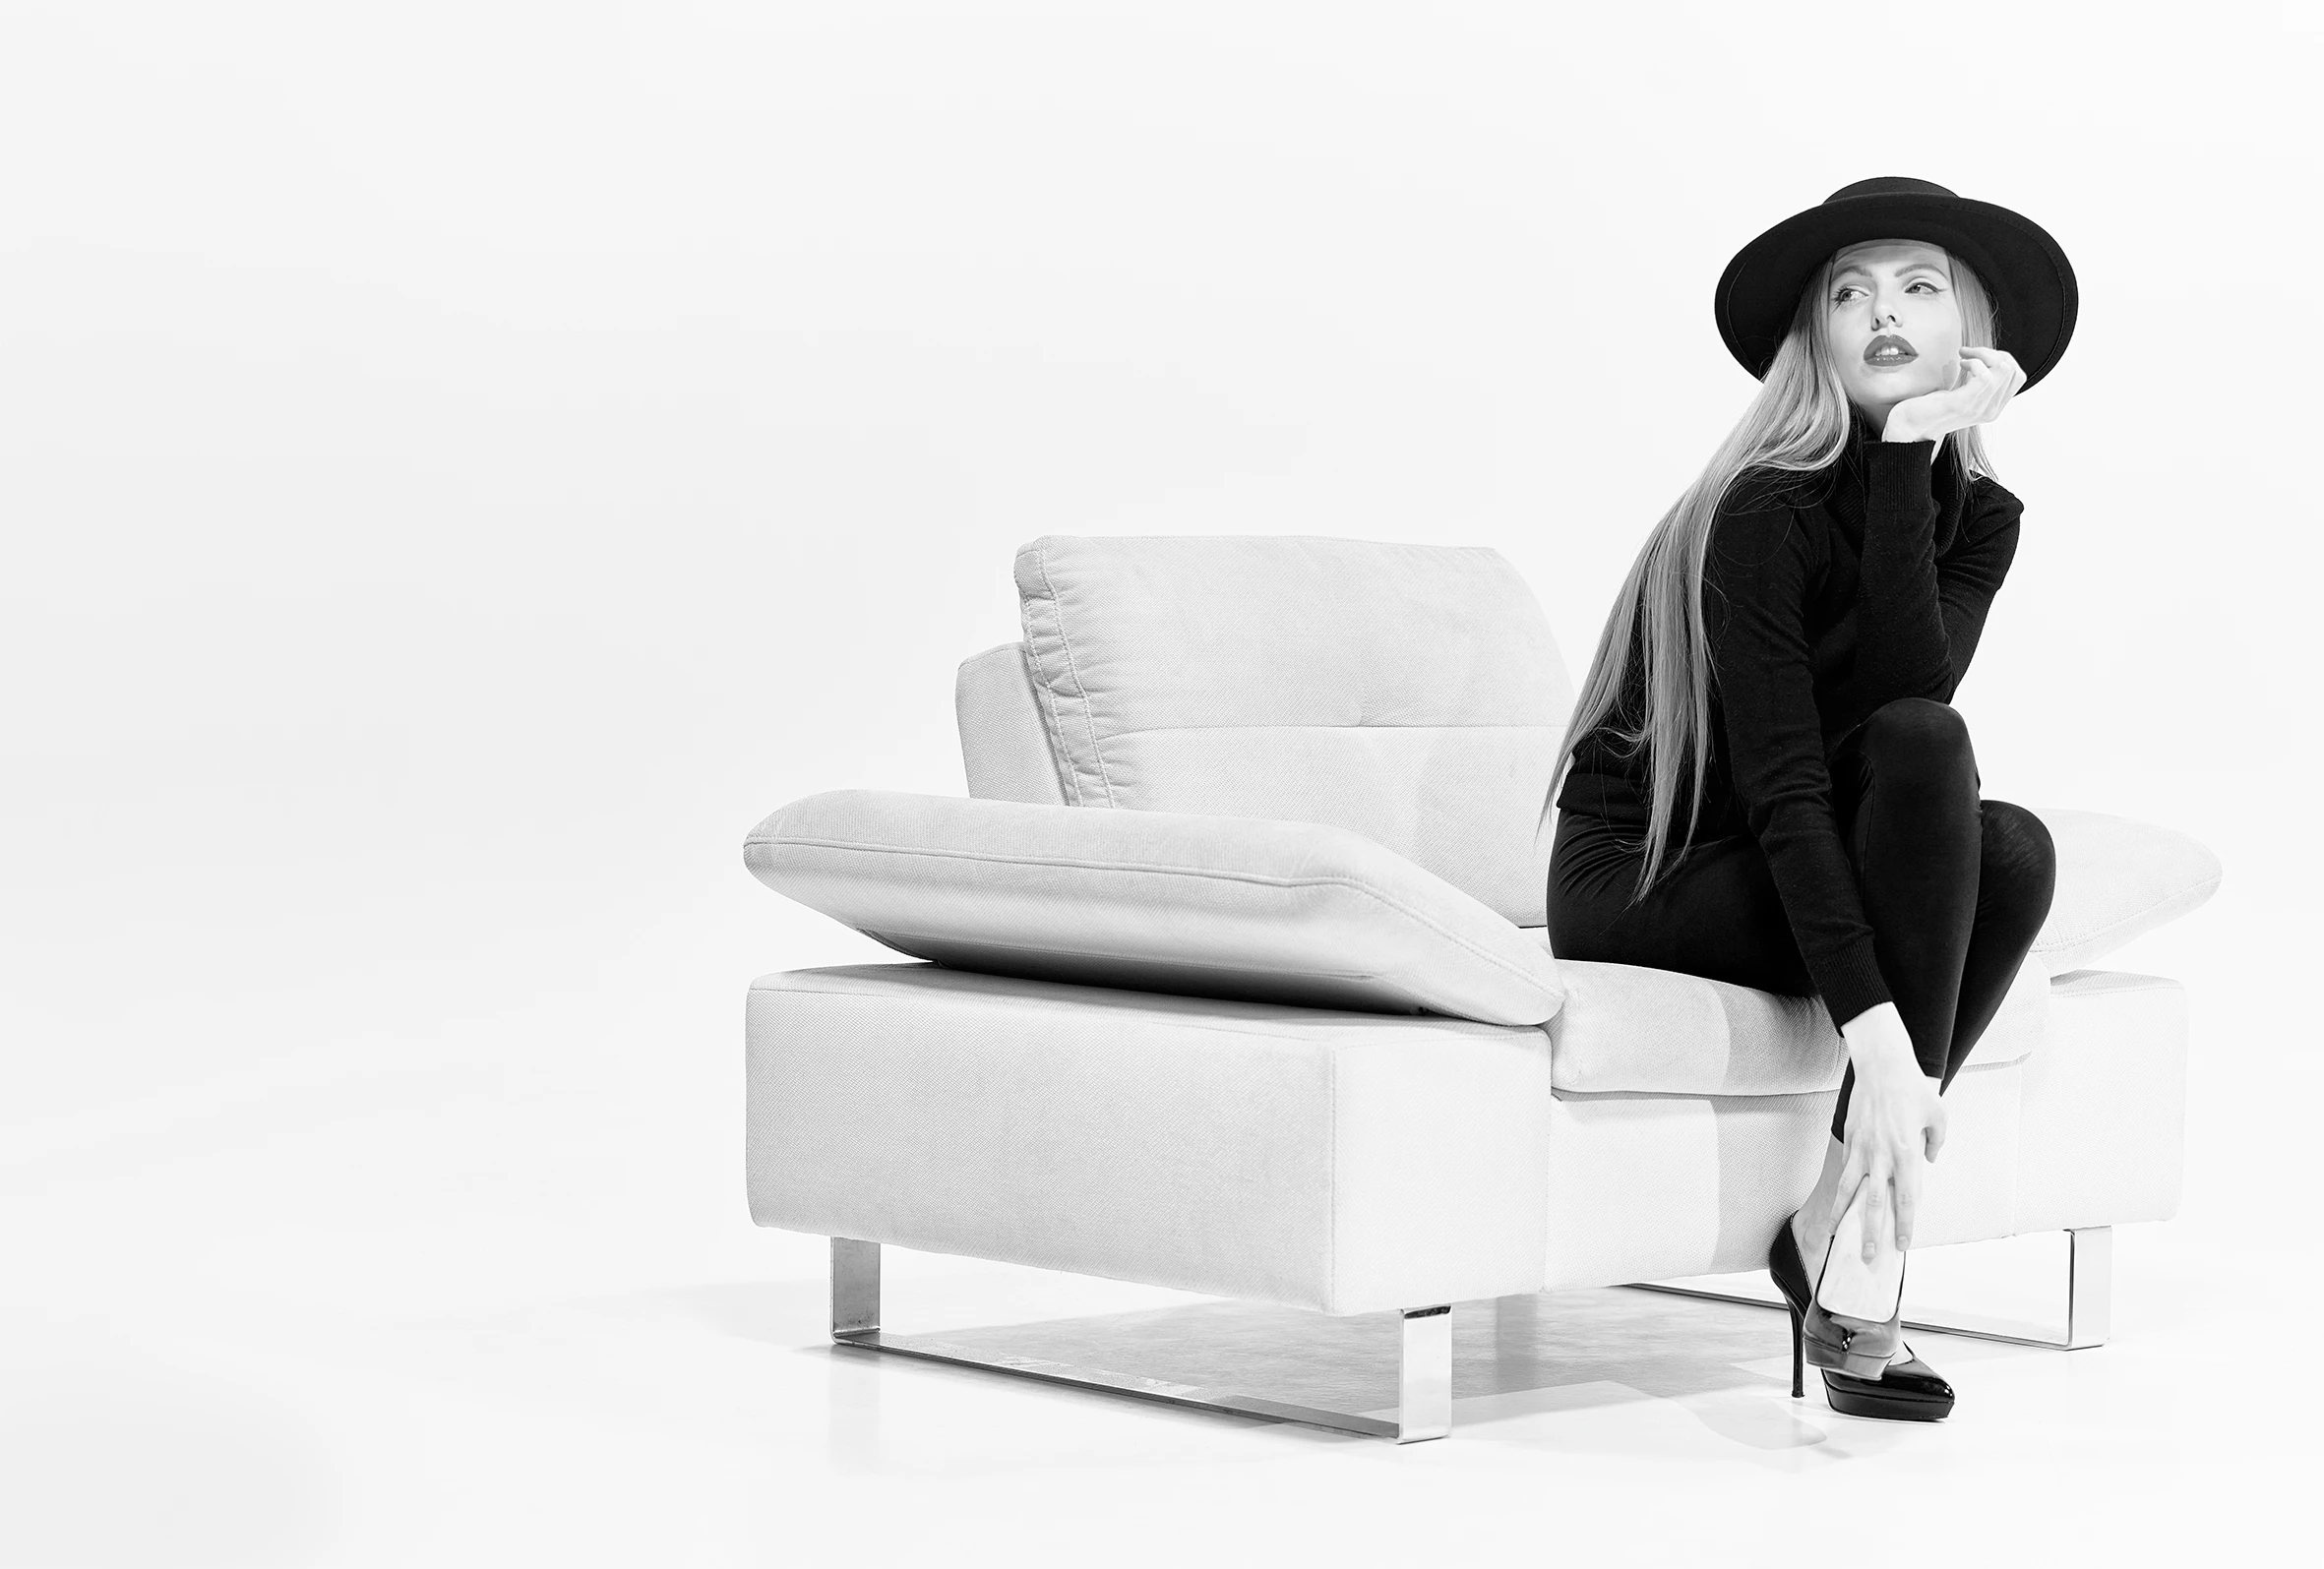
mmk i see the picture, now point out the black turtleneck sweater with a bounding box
[1553,417,2025,1032]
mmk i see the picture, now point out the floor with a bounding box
[4,919,2307,1568]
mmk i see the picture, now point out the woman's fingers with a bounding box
[1893,1162,1920,1250]
[1957,344,2025,418]
[1862,1157,1893,1260]
[1952,355,2015,425]
[1834,1160,1865,1225]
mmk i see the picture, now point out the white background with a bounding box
[4,2,2317,1564]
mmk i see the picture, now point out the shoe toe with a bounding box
[1886,1359,1953,1400]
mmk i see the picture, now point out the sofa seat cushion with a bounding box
[1523,935,2049,1096]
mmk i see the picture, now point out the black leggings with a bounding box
[1546,697,2057,1141]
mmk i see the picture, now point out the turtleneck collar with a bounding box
[1825,405,1970,556]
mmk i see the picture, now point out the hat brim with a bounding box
[1714,193,2078,391]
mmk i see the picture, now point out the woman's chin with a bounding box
[1850,367,1941,409]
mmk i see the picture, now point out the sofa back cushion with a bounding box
[957,642,1070,806]
[1008,534,1576,927]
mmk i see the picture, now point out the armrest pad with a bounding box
[2028,807,2224,974]
[744,790,1565,1026]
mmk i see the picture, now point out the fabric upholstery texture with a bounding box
[744,788,1566,1025]
[1540,1056,2027,1288]
[742,960,2181,1308]
[1534,970,2184,1286]
[2021,808,2225,975]
[1530,941,2049,1097]
[1012,534,1575,928]
[746,964,1554,1316]
[955,642,1067,806]
[2012,969,2187,1230]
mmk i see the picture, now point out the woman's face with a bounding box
[1823,239,1964,424]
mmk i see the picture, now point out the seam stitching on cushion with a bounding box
[1035,546,1117,808]
[1018,574,1085,806]
[751,836,1559,994]
[1021,642,1079,806]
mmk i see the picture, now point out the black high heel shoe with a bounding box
[1768,1209,1955,1420]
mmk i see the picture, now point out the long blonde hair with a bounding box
[1541,246,2000,904]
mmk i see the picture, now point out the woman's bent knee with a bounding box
[1864,695,1970,749]
[1857,697,1977,789]
[1980,799,2058,900]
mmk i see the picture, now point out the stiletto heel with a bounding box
[1785,1299,1804,1398]
[1767,1206,1955,1421]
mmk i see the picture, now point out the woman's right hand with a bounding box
[1882,344,2027,444]
[1834,1001,1947,1256]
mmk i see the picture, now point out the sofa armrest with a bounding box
[743,790,1566,1026]
[2029,807,2224,975]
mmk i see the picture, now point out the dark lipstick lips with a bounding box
[1865,333,1918,365]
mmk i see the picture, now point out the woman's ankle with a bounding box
[1795,1135,1850,1263]
[1790,1206,1829,1267]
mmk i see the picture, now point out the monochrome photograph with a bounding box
[3,3,2314,1564]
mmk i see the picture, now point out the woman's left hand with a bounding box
[1882,344,2027,443]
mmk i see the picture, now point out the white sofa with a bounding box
[742,534,2223,1442]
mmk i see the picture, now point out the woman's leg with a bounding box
[1821,701,2060,1129]
[1824,697,1984,1142]
[1937,800,2058,1088]
[1802,699,2058,1266]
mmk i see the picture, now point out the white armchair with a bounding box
[741,534,2222,1442]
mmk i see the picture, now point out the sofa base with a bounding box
[828,1237,1455,1443]
[1623,1224,2113,1350]
[825,1228,2117,1443]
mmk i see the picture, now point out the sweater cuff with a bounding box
[1816,936,1893,1035]
[1865,437,1939,489]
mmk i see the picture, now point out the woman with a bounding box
[1543,176,2075,1422]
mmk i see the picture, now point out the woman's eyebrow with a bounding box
[1834,258,1950,280]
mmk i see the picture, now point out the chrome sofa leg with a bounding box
[2061,1225,2111,1349]
[1625,1225,2115,1351]
[826,1237,1453,1442]
[832,1236,881,1334]
[1394,1303,1453,1441]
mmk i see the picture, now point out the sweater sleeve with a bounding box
[1852,442,2025,707]
[1702,495,1894,1033]
[1931,479,2024,701]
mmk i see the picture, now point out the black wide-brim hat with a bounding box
[1714,175,2078,391]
